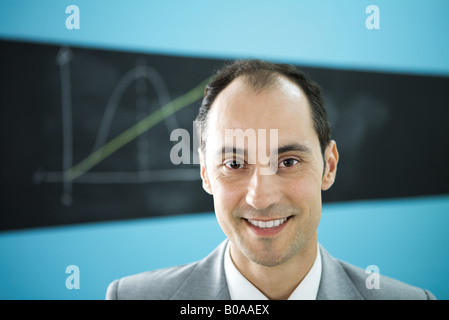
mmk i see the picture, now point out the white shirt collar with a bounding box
[224,241,322,300]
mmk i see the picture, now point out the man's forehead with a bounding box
[215,75,305,106]
[207,76,313,136]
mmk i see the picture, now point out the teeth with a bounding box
[247,217,288,229]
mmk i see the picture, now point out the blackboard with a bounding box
[1,40,448,230]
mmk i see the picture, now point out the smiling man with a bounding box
[106,59,435,300]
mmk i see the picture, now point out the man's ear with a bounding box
[199,150,213,195]
[321,140,339,191]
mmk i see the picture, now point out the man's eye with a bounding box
[224,160,244,170]
[279,159,299,168]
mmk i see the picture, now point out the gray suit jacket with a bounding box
[106,240,436,300]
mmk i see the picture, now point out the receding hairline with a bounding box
[199,74,317,166]
[200,73,311,146]
[232,72,301,94]
[196,59,331,159]
[207,73,308,115]
[203,72,310,127]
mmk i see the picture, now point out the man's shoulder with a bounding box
[336,258,436,300]
[106,240,230,300]
[106,262,199,300]
[318,245,436,300]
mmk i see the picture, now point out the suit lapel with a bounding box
[170,240,231,300]
[169,240,364,300]
[317,245,364,300]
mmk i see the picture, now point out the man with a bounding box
[106,59,435,300]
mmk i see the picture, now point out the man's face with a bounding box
[200,76,338,267]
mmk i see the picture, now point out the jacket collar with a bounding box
[170,239,364,300]
[170,240,230,300]
[317,245,364,300]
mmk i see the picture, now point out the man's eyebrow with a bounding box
[277,143,312,154]
[220,146,246,156]
[217,143,311,156]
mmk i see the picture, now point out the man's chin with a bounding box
[237,239,295,268]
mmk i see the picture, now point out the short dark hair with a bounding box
[196,59,331,156]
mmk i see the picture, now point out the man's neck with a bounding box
[229,234,318,300]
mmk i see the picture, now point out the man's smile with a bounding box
[242,216,293,236]
[247,217,289,228]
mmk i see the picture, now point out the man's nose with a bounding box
[245,169,282,210]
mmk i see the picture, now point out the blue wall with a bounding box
[1,0,448,299]
[1,0,449,76]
